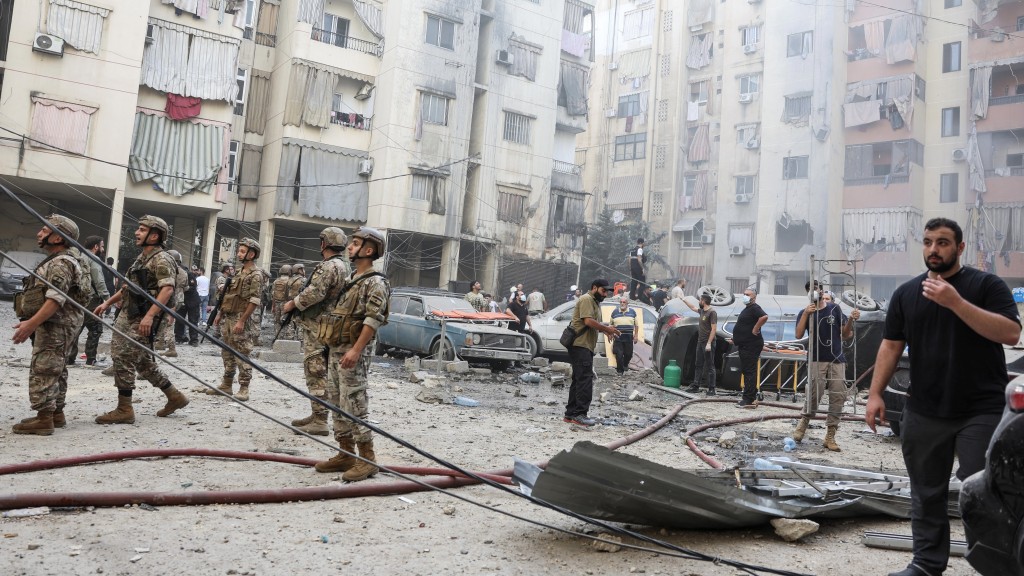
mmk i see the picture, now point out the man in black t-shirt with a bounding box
[866,218,1021,576]
[684,293,718,395]
[628,238,647,300]
[731,288,768,408]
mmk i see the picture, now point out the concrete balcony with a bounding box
[842,176,916,209]
[846,54,916,84]
[555,105,588,133]
[976,168,1024,204]
[977,94,1024,132]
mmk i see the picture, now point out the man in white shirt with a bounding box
[670,279,687,301]
[196,267,210,326]
[527,288,547,315]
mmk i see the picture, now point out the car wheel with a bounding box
[524,333,539,358]
[841,289,880,311]
[884,367,910,436]
[697,284,735,306]
[429,338,456,361]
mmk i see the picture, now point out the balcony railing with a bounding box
[552,160,582,174]
[844,173,909,186]
[255,32,276,47]
[984,167,1024,177]
[990,93,1024,106]
[311,29,382,57]
[330,111,372,131]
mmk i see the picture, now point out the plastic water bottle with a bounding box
[783,437,797,452]
[753,458,784,471]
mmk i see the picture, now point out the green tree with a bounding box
[579,209,670,286]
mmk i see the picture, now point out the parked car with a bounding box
[961,375,1024,576]
[529,299,657,358]
[0,250,47,298]
[375,290,532,371]
[651,287,886,393]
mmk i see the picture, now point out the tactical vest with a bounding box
[271,276,289,301]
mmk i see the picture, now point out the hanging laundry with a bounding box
[888,104,904,130]
[687,100,699,121]
[166,94,202,120]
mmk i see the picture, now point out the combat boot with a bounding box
[12,410,55,436]
[101,365,116,376]
[824,426,841,452]
[234,385,250,402]
[342,440,379,482]
[157,386,189,417]
[205,378,233,395]
[793,417,810,443]
[161,341,178,358]
[52,410,66,428]
[291,413,315,427]
[314,437,357,473]
[294,413,329,436]
[95,395,136,424]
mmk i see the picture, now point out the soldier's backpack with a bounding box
[272,277,288,301]
[67,248,94,307]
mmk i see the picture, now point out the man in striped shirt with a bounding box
[610,296,640,375]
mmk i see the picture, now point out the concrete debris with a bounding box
[416,388,449,404]
[770,518,819,542]
[1,507,50,518]
[519,372,542,384]
[446,361,470,374]
[627,390,643,401]
[404,356,421,371]
[549,362,572,375]
[272,340,301,353]
[408,371,431,384]
[599,392,610,403]
[717,431,738,449]
[590,535,623,553]
[531,357,549,367]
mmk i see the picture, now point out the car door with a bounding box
[403,297,431,353]
[377,294,409,350]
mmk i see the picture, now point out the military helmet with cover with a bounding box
[238,237,261,258]
[319,227,348,251]
[351,226,385,259]
[166,249,182,264]
[44,214,79,242]
[279,264,292,275]
[138,215,169,236]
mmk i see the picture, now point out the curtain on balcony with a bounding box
[508,41,540,82]
[968,203,1024,253]
[687,0,713,28]
[971,66,992,120]
[617,49,650,81]
[863,20,885,57]
[685,34,712,70]
[967,123,987,194]
[353,1,384,39]
[283,62,339,128]
[688,124,710,163]
[297,0,324,24]
[728,225,754,250]
[237,145,262,200]
[46,0,110,54]
[884,14,922,64]
[162,0,208,19]
[128,111,227,197]
[29,96,97,155]
[245,69,271,135]
[841,207,922,250]
[563,0,591,34]
[255,0,279,47]
[843,100,880,128]
[141,19,240,102]
[275,141,369,222]
[559,61,588,116]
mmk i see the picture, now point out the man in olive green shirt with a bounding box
[564,278,620,427]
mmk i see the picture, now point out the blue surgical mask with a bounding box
[742,295,751,305]
[519,294,526,302]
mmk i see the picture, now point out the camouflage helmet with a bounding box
[238,237,261,258]
[292,263,305,272]
[166,250,182,264]
[138,215,169,236]
[319,227,348,251]
[351,226,385,259]
[44,214,79,242]
[279,264,292,275]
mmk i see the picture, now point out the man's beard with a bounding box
[594,292,605,303]
[925,253,957,274]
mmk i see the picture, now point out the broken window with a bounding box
[689,80,708,105]
[736,123,759,145]
[786,31,812,58]
[497,186,527,223]
[776,220,813,252]
[739,74,760,97]
[783,94,811,123]
[783,156,808,180]
[740,25,760,48]
[617,92,645,117]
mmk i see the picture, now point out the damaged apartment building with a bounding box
[581,0,1024,300]
[0,0,594,296]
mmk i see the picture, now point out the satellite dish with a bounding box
[612,210,625,224]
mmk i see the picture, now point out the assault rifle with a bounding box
[200,277,231,344]
[271,275,309,344]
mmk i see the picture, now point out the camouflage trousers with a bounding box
[111,313,172,391]
[221,311,259,386]
[326,345,372,443]
[29,319,80,412]
[299,323,329,416]
[157,314,175,346]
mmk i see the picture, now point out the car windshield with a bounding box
[1,252,46,273]
[724,320,799,342]
[421,296,479,315]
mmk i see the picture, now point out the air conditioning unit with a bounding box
[730,245,746,256]
[608,61,619,71]
[814,127,830,142]
[701,234,714,244]
[33,33,65,56]
[735,193,752,203]
[605,108,617,118]
[145,24,156,44]
[739,93,753,104]
[496,49,514,66]
[354,83,374,100]
[952,148,967,162]
[745,139,760,149]
[690,24,704,32]
[357,158,374,176]
[743,44,757,54]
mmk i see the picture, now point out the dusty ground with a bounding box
[0,305,979,576]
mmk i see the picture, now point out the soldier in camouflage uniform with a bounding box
[285,263,306,341]
[210,238,266,401]
[158,250,188,358]
[270,264,292,334]
[12,215,86,435]
[315,227,390,482]
[93,215,189,424]
[66,236,109,366]
[282,228,350,436]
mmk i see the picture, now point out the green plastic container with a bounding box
[663,359,681,388]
